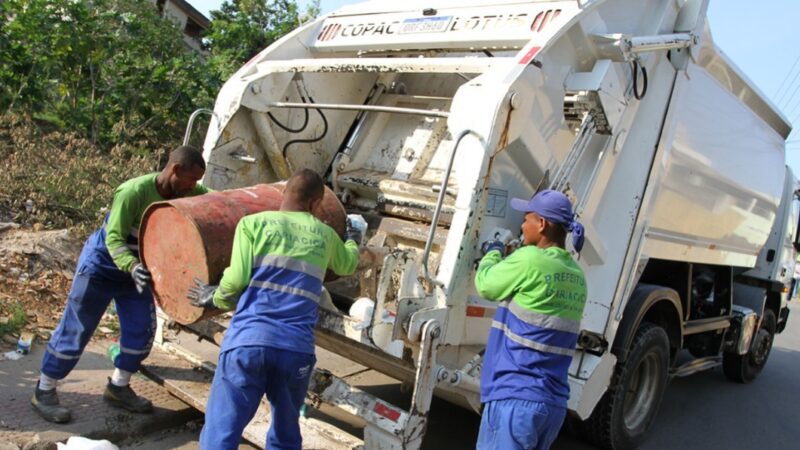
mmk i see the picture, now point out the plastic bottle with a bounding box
[107,343,121,363]
[16,333,32,355]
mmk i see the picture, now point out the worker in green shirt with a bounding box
[187,168,362,450]
[33,146,210,424]
[475,190,588,450]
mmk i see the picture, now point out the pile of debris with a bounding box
[0,224,119,352]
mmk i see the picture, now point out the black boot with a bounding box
[103,378,153,413]
[31,382,71,423]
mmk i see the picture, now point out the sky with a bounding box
[189,0,800,170]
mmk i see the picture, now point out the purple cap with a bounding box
[510,190,585,252]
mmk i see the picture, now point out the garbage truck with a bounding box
[146,0,798,449]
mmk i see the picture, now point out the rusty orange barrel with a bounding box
[140,183,346,325]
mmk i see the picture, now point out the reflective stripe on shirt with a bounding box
[110,243,138,256]
[491,320,575,357]
[253,254,324,281]
[111,246,129,257]
[501,300,581,334]
[249,280,320,304]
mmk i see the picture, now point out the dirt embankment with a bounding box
[0,225,118,350]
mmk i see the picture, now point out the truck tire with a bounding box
[722,309,776,383]
[583,322,670,450]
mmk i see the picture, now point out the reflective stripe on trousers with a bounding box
[41,271,155,379]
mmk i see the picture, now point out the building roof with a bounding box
[171,0,211,30]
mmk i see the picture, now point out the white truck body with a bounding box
[190,0,796,448]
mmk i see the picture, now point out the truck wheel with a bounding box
[583,322,670,450]
[722,309,776,383]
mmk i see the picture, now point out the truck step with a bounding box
[670,356,722,378]
[683,316,732,335]
[142,341,364,450]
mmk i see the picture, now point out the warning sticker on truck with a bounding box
[486,188,508,218]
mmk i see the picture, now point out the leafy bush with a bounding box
[0,301,26,337]
[0,0,317,236]
[0,0,218,150]
[205,0,313,80]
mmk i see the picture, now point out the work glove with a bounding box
[479,227,515,257]
[481,239,507,257]
[187,277,218,309]
[131,262,151,293]
[345,214,367,245]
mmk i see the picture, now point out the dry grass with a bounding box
[0,114,166,239]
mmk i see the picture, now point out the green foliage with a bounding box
[0,0,319,234]
[0,301,26,337]
[205,0,306,80]
[0,0,218,149]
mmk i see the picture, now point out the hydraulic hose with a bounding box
[632,59,648,100]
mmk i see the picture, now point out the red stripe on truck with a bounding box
[519,47,541,65]
[373,402,401,422]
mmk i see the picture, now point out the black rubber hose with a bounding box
[267,98,309,133]
[282,97,328,157]
[632,59,648,100]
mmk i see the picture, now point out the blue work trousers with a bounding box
[41,269,155,379]
[200,346,316,450]
[477,399,566,450]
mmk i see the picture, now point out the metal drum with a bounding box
[140,183,346,325]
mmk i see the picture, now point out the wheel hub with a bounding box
[750,328,772,366]
[623,352,660,431]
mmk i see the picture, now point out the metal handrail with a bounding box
[421,129,483,289]
[266,101,450,118]
[183,108,219,146]
[550,113,595,191]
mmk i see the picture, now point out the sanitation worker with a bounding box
[475,190,588,450]
[187,168,362,450]
[32,145,209,423]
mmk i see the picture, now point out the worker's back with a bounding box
[477,245,587,408]
[220,210,358,355]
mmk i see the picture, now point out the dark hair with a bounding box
[542,219,568,248]
[285,168,324,203]
[168,145,205,171]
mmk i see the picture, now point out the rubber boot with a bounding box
[103,378,153,413]
[31,382,72,423]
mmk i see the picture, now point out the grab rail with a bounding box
[421,128,483,289]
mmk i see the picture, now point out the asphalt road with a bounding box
[423,301,800,450]
[126,301,800,449]
[337,300,800,449]
[636,300,800,450]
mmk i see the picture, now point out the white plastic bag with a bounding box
[56,436,119,450]
[349,297,374,330]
